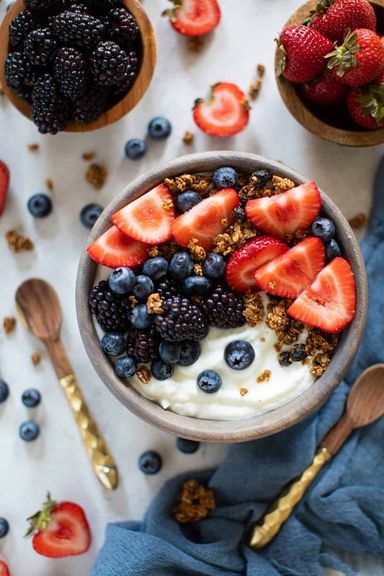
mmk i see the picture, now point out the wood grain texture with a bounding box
[0,0,156,132]
[275,0,384,147]
[76,151,368,443]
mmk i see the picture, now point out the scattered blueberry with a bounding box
[202,253,225,279]
[233,206,246,221]
[108,267,136,295]
[183,275,212,296]
[224,340,255,370]
[159,341,181,364]
[151,359,174,380]
[131,304,153,329]
[125,138,147,159]
[100,332,126,357]
[80,203,103,229]
[169,251,193,280]
[27,193,52,218]
[148,116,172,140]
[290,344,307,362]
[213,167,238,189]
[0,379,9,403]
[197,370,222,394]
[176,437,200,454]
[175,190,202,213]
[178,340,201,366]
[114,355,137,378]
[21,388,41,408]
[311,217,336,243]
[133,275,154,300]
[19,420,40,442]
[143,257,168,280]
[0,518,9,539]
[278,351,292,367]
[326,238,342,261]
[139,450,162,475]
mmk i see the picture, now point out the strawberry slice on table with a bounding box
[254,237,325,298]
[112,184,175,245]
[0,561,10,576]
[172,188,239,250]
[26,493,91,558]
[245,181,321,239]
[0,160,10,217]
[164,0,221,37]
[87,225,149,269]
[193,83,250,137]
[287,257,356,333]
[226,236,289,293]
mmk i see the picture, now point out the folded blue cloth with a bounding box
[92,158,384,576]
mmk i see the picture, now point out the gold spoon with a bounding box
[15,278,118,491]
[249,363,384,549]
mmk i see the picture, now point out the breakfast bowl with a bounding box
[276,0,384,147]
[0,0,156,133]
[76,151,367,443]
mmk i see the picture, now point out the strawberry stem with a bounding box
[161,0,183,20]
[302,0,335,25]
[325,30,359,77]
[358,80,384,122]
[25,492,56,537]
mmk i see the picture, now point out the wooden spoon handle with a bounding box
[45,339,118,491]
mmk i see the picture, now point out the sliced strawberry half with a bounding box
[165,0,221,36]
[226,236,289,293]
[245,181,321,239]
[0,160,10,217]
[287,257,356,334]
[254,237,325,298]
[193,83,250,137]
[0,561,10,576]
[171,188,239,250]
[112,184,175,245]
[87,225,148,269]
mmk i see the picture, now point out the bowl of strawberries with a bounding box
[276,0,384,146]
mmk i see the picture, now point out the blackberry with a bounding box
[110,48,140,100]
[51,11,105,48]
[25,28,58,66]
[233,206,246,222]
[32,74,68,134]
[126,326,160,364]
[156,277,179,301]
[106,7,139,49]
[9,9,36,49]
[88,280,131,333]
[90,41,129,86]
[91,0,122,11]
[69,2,91,14]
[200,285,245,329]
[54,47,87,99]
[25,0,68,14]
[5,51,37,94]
[72,85,109,123]
[155,296,208,342]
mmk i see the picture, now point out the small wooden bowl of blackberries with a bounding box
[0,0,156,134]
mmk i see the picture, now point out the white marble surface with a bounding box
[0,0,383,574]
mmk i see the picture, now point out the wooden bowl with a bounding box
[76,152,368,443]
[0,0,156,132]
[276,0,384,146]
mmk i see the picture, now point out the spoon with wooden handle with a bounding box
[15,278,118,491]
[249,363,384,549]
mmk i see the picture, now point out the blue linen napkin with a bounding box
[92,158,384,576]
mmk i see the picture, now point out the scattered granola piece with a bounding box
[257,369,271,383]
[243,292,265,326]
[240,387,248,396]
[272,175,295,193]
[136,366,151,384]
[193,263,203,276]
[248,79,262,100]
[257,63,266,77]
[187,37,204,51]
[85,163,107,190]
[188,238,206,261]
[348,212,368,229]
[162,198,173,210]
[82,152,96,161]
[128,295,138,307]
[260,336,265,342]
[27,143,39,152]
[6,230,34,252]
[266,301,289,331]
[183,130,194,145]
[305,328,339,356]
[310,353,330,377]
[3,317,16,334]
[31,352,41,366]
[172,479,216,525]
[148,246,159,257]
[45,178,54,191]
[147,293,164,314]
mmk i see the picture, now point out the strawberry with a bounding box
[287,257,356,333]
[112,184,175,245]
[347,73,384,129]
[193,82,250,137]
[0,161,10,217]
[307,0,376,43]
[226,236,289,293]
[171,188,239,250]
[277,25,333,83]
[245,181,321,239]
[87,225,149,269]
[163,0,221,37]
[301,71,347,105]
[254,237,325,298]
[0,561,10,576]
[26,493,91,558]
[326,29,384,87]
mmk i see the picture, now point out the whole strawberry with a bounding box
[301,71,347,105]
[277,25,333,83]
[347,73,384,128]
[306,0,376,42]
[327,29,384,86]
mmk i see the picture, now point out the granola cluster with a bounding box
[3,317,16,334]
[6,230,34,252]
[213,220,258,256]
[147,293,164,315]
[164,174,213,197]
[136,366,151,384]
[172,479,216,525]
[85,163,107,190]
[242,292,265,326]
[257,369,271,383]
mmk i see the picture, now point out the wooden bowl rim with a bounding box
[76,151,368,443]
[0,0,157,132]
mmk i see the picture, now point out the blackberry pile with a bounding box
[155,296,209,342]
[88,281,131,333]
[126,326,160,364]
[5,0,142,134]
[200,284,245,329]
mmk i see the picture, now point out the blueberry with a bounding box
[100,332,126,356]
[131,304,153,329]
[224,340,255,370]
[326,239,341,261]
[108,267,136,295]
[169,251,193,280]
[278,351,292,367]
[159,341,181,364]
[125,138,146,159]
[114,355,137,378]
[0,518,9,538]
[0,379,9,403]
[21,388,41,408]
[290,344,307,362]
[202,253,226,279]
[80,203,103,229]
[213,167,238,189]
[138,450,162,475]
[197,370,222,394]
[176,438,200,454]
[178,340,201,366]
[148,116,172,140]
[175,190,202,213]
[311,217,335,242]
[143,257,168,280]
[133,275,154,300]
[233,206,246,221]
[27,193,52,218]
[151,359,174,380]
[19,420,40,442]
[183,276,212,296]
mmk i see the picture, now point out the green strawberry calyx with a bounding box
[302,0,335,25]
[358,80,384,123]
[25,492,57,537]
[325,30,360,77]
[162,0,183,20]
